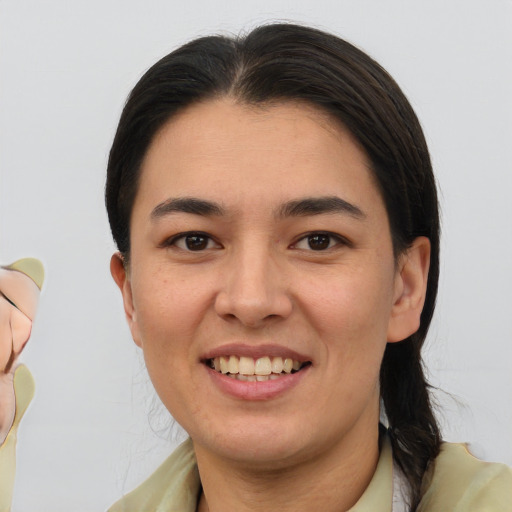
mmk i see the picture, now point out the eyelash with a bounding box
[162,231,222,252]
[162,231,350,252]
[291,232,350,251]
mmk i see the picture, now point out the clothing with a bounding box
[108,436,512,512]
[2,366,512,512]
[107,436,395,511]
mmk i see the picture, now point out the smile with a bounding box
[206,355,310,381]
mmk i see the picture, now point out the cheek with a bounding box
[308,263,394,330]
[130,272,215,428]
[301,261,395,375]
[131,270,212,361]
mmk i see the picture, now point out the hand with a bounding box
[0,259,43,443]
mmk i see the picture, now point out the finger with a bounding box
[0,297,14,373]
[10,307,32,358]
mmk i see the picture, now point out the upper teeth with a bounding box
[210,356,302,375]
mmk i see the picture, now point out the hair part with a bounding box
[106,23,441,510]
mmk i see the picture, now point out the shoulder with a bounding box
[419,442,512,512]
[108,437,200,512]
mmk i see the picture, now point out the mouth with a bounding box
[205,355,311,382]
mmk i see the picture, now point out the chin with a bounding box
[189,414,328,468]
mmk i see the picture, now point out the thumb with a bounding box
[10,307,33,360]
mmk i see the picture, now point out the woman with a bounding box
[105,23,511,511]
[2,23,510,512]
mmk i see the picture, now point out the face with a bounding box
[0,268,40,371]
[112,99,429,468]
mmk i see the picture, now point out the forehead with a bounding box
[134,99,383,218]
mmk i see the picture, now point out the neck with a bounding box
[194,422,380,512]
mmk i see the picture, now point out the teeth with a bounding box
[271,357,284,373]
[210,355,306,378]
[220,356,229,374]
[228,355,238,374]
[239,356,255,375]
[254,356,271,375]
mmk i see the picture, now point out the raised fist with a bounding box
[0,258,44,442]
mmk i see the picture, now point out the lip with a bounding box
[201,343,311,362]
[201,343,312,401]
[205,363,311,401]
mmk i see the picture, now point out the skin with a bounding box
[111,99,430,512]
[0,268,40,443]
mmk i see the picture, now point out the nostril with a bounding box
[213,279,293,327]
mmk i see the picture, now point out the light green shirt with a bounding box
[108,436,396,512]
[107,435,512,512]
[2,366,512,512]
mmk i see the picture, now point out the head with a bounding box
[106,23,440,509]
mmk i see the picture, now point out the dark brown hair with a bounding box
[106,23,441,510]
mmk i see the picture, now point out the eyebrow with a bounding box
[277,196,366,219]
[151,197,225,220]
[150,195,365,221]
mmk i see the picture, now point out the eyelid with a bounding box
[161,231,222,250]
[290,231,352,250]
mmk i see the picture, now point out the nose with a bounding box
[214,244,293,328]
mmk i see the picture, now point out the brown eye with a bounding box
[292,232,347,251]
[184,234,209,250]
[167,231,221,252]
[307,234,331,250]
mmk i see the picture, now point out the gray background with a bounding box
[1,0,511,510]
